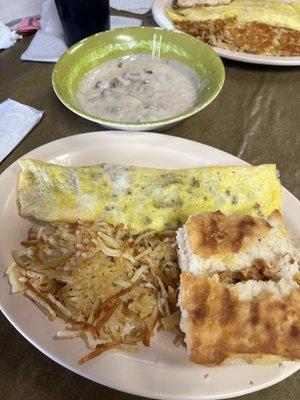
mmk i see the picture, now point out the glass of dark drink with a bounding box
[54,0,110,47]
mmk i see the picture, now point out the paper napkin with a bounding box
[0,99,43,163]
[110,0,153,15]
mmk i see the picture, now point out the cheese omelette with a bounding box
[18,160,281,232]
[168,1,300,31]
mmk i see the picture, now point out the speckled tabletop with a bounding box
[0,11,299,400]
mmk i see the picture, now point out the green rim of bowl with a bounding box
[52,27,225,128]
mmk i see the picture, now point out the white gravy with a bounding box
[76,55,201,123]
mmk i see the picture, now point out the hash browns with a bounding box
[7,221,180,362]
[170,18,300,56]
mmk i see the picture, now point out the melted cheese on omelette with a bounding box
[167,0,300,31]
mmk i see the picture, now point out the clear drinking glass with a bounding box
[54,0,110,46]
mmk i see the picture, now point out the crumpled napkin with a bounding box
[21,0,143,63]
[110,0,153,14]
[0,99,43,163]
[0,20,21,49]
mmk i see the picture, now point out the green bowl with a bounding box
[52,27,225,131]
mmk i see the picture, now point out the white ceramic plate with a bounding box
[152,0,300,66]
[0,131,299,400]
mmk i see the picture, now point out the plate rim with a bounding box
[151,0,300,66]
[0,130,299,400]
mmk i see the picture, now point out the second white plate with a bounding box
[0,131,299,400]
[152,0,300,66]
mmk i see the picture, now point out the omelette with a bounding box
[167,0,300,56]
[18,160,281,232]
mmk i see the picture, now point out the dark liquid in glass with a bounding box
[54,0,110,46]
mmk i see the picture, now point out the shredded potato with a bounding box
[7,221,180,362]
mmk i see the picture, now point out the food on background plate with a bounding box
[76,55,202,123]
[176,0,232,7]
[18,160,281,232]
[7,221,180,362]
[177,211,300,365]
[166,0,300,56]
